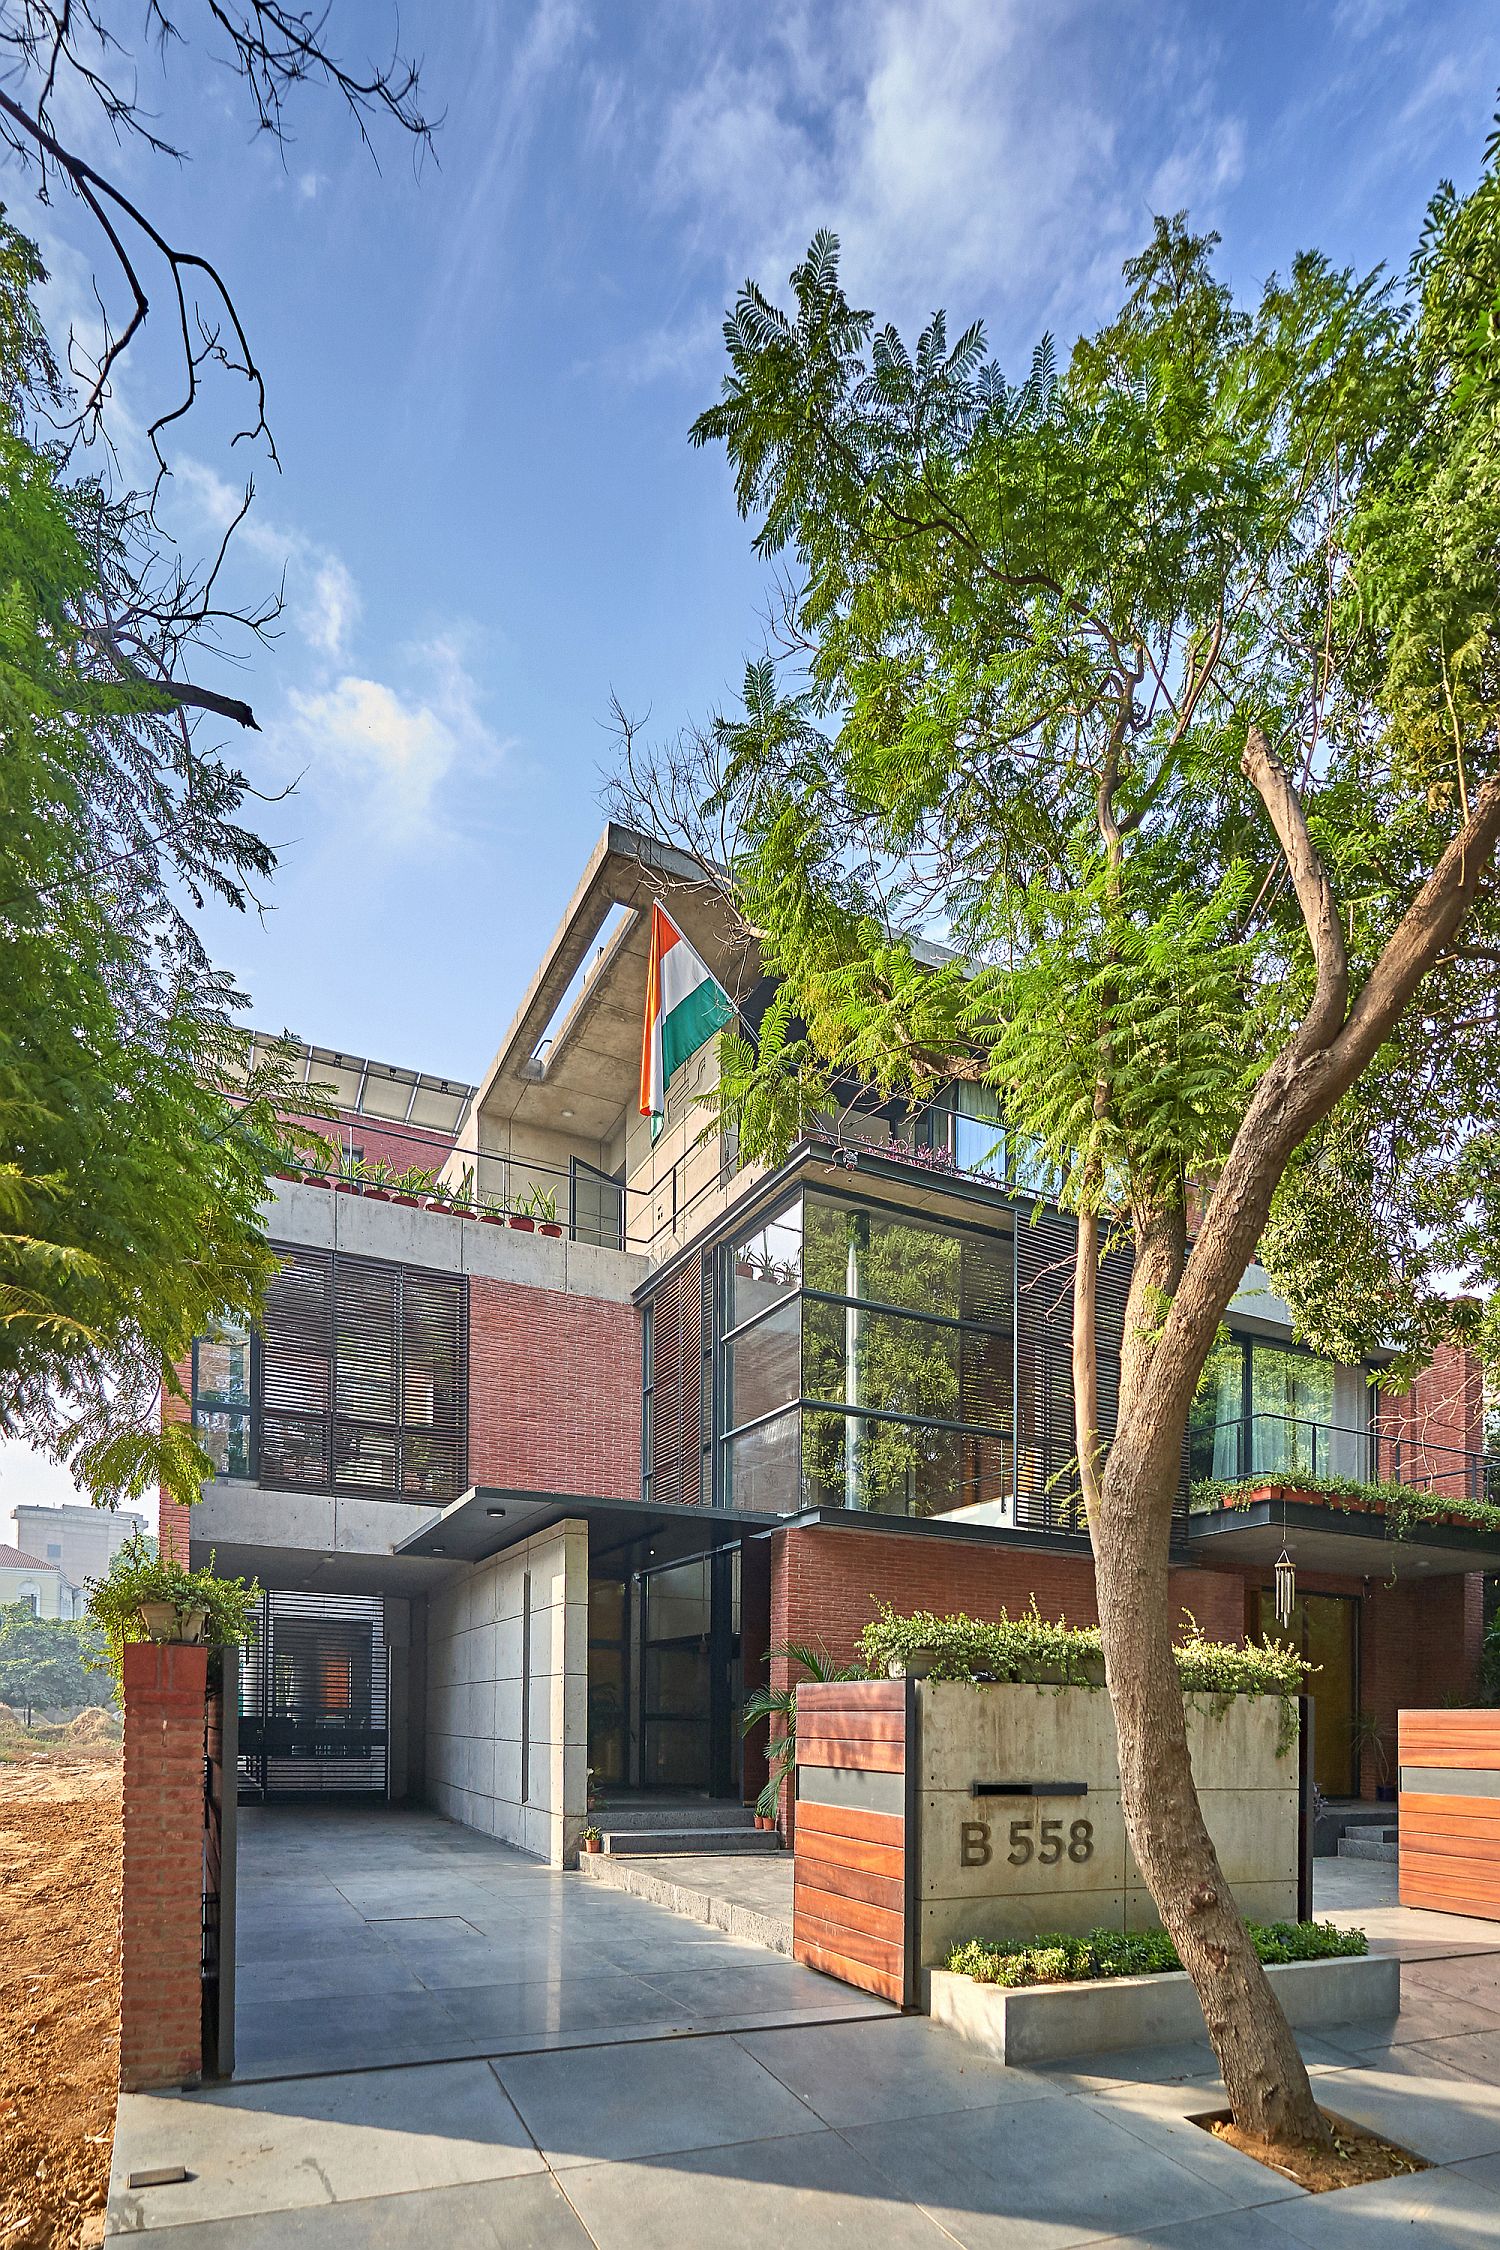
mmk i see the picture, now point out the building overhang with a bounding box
[394,1486,781,1570]
[1188,1498,1500,1580]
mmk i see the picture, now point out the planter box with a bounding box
[929,1953,1400,2065]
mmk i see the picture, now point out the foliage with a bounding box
[85,1531,259,1691]
[741,1639,868,1821]
[1192,1470,1500,1541]
[0,1602,110,1707]
[1481,1612,1500,1708]
[858,1602,1305,1701]
[946,1920,1368,1988]
[0,213,322,1508]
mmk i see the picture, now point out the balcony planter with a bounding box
[392,1193,419,1208]
[539,1222,563,1237]
[479,1210,506,1226]
[509,1214,535,1232]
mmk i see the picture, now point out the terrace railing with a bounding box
[1195,1413,1498,1507]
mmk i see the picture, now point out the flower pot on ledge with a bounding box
[392,1194,419,1208]
[539,1222,563,1237]
[509,1215,535,1232]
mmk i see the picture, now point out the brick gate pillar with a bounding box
[119,1642,207,2091]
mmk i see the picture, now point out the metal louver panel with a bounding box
[238,1591,388,1798]
[648,1254,703,1510]
[256,1246,467,1501]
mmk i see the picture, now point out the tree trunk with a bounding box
[1080,1203,1330,2147]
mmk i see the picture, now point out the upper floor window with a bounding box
[193,1322,255,1479]
[196,1248,468,1502]
[1191,1333,1367,1485]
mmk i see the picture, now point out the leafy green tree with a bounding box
[616,140,1500,2146]
[0,214,311,1506]
[0,1602,109,1708]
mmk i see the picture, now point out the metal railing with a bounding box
[1195,1414,1499,1506]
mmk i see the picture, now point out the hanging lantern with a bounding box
[1274,1547,1296,1629]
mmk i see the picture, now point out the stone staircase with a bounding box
[593,1798,782,1857]
[1337,1816,1399,1865]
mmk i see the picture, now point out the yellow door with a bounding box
[1251,1590,1359,1797]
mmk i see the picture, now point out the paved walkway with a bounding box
[106,1811,1500,2246]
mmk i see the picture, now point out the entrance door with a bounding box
[637,1551,744,1795]
[1251,1589,1359,1797]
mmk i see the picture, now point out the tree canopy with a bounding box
[629,140,1500,1390]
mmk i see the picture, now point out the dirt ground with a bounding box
[0,1714,122,2250]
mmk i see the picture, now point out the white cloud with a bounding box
[286,635,509,844]
[171,456,360,663]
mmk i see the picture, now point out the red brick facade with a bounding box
[1377,1343,1487,1498]
[119,1642,207,2090]
[468,1275,641,1499]
[279,1105,460,1178]
[158,1378,193,1566]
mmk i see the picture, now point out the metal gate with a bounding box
[203,1646,239,2077]
[238,1591,389,1800]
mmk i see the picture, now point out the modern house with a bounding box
[167,824,1498,1857]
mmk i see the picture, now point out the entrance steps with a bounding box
[1337,1825,1399,1864]
[593,1799,782,1857]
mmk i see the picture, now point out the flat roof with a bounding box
[394,1486,780,1568]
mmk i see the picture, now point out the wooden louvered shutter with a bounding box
[648,1254,703,1510]
[400,1270,468,1498]
[333,1260,400,1491]
[258,1248,333,1488]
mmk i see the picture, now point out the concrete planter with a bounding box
[929,1952,1400,2065]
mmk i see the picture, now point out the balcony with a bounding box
[1188,1412,1500,1578]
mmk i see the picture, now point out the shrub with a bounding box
[85,1530,259,1692]
[946,1920,1368,1987]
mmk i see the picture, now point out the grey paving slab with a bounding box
[558,2128,957,2249]
[232,1991,478,2081]
[1086,2210,1301,2248]
[435,1972,678,2042]
[105,2174,592,2248]
[493,2036,824,2169]
[1313,2057,1500,2163]
[230,1952,426,2006]
[631,1960,850,2017]
[1078,2084,1303,2206]
[106,2061,542,2234]
[738,2016,1054,2127]
[837,2093,1249,2248]
[1399,1952,1500,2007]
[1263,2160,1500,2247]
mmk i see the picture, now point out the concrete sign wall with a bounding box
[794,1678,1299,2002]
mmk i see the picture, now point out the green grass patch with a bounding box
[946,1920,1368,1987]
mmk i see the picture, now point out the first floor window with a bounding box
[193,1322,255,1479]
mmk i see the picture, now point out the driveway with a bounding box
[106,1812,1500,2245]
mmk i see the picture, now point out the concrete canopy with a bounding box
[1188,1497,1500,1579]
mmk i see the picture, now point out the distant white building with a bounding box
[8,1504,151,1618]
[0,1543,68,1619]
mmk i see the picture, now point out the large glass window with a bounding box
[1190,1334,1363,1485]
[720,1192,1015,1522]
[193,1322,254,1479]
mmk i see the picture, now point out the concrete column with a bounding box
[119,1642,206,2091]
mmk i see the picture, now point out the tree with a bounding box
[0,1603,109,1708]
[0,7,433,1506]
[612,140,1500,2149]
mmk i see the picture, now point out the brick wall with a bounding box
[158,1371,193,1566]
[119,1642,206,2091]
[278,1105,460,1177]
[468,1275,641,1498]
[766,1525,1246,1836]
[1376,1342,1486,1498]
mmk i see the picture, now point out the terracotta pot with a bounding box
[539,1222,563,1237]
[754,1814,773,1831]
[480,1211,505,1225]
[392,1194,419,1207]
[335,1180,358,1195]
[509,1215,535,1231]
[584,1835,602,1853]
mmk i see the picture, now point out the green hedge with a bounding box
[946,1920,1368,1988]
[856,1602,1307,1703]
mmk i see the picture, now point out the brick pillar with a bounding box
[120,1642,207,2091]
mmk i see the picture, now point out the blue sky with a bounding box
[3,0,1500,1526]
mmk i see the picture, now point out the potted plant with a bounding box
[1351,1709,1396,1801]
[390,1167,432,1208]
[508,1208,535,1231]
[581,1825,602,1853]
[742,1641,869,1825]
[86,1533,260,1691]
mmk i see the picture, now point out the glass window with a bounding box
[193,1323,254,1480]
[726,1206,804,1328]
[1190,1333,1246,1482]
[1250,1345,1335,1480]
[724,1406,801,1512]
[802,1408,1012,1518]
[723,1296,800,1431]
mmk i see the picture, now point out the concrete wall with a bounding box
[423,1521,587,1865]
[915,1681,1298,1960]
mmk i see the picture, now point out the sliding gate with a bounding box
[238,1591,390,1800]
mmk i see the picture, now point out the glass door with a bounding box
[641,1556,713,1789]
[1252,1588,1359,1796]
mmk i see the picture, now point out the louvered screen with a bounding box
[238,1591,388,1798]
[1016,1211,1132,1535]
[648,1253,703,1510]
[256,1247,466,1501]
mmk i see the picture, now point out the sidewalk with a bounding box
[106,1837,1500,2246]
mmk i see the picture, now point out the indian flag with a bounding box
[639,902,735,1122]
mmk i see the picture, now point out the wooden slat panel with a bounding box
[794,1937,902,2005]
[793,1801,905,1852]
[792,1909,904,1976]
[794,1878,905,1945]
[797,1735,905,1774]
[794,1829,905,1880]
[791,1856,905,1913]
[1399,1714,1500,1768]
[795,1713,908,1746]
[796,1682,906,1713]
